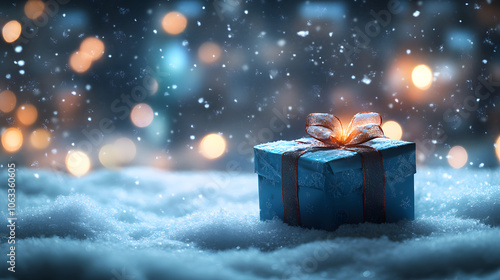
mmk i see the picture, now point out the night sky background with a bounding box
[1,0,499,174]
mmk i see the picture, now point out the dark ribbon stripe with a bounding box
[280,144,386,226]
[281,148,309,226]
[344,145,386,223]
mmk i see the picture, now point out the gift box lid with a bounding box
[254,137,416,191]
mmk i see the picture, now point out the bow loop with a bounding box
[344,123,385,145]
[306,112,385,146]
[305,113,343,146]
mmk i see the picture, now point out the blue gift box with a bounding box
[254,137,416,231]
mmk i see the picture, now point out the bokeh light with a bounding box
[495,136,500,163]
[98,144,120,168]
[16,104,38,126]
[30,128,51,149]
[164,44,189,71]
[447,145,468,169]
[0,2,496,173]
[200,133,226,159]
[0,90,17,113]
[65,150,91,177]
[1,128,23,153]
[161,11,187,35]
[148,78,159,95]
[99,137,137,168]
[24,0,45,20]
[114,137,136,163]
[69,51,93,73]
[198,42,222,64]
[80,37,105,61]
[412,64,433,90]
[130,103,154,128]
[382,121,403,140]
[2,20,22,43]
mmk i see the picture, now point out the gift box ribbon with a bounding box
[281,112,387,226]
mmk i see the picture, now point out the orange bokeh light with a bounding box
[386,58,434,103]
[80,37,105,61]
[1,128,23,153]
[198,42,222,64]
[495,136,500,163]
[69,37,105,73]
[200,133,226,159]
[24,0,45,20]
[69,51,93,73]
[382,121,403,140]
[0,90,17,113]
[412,64,433,90]
[130,103,154,128]
[161,11,187,35]
[65,150,91,177]
[447,145,468,169]
[2,20,22,43]
[30,128,51,149]
[16,104,38,126]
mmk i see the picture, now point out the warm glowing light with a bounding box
[1,128,23,153]
[130,103,154,128]
[161,11,187,35]
[69,51,93,73]
[114,137,136,163]
[0,90,17,113]
[198,42,222,64]
[80,37,105,61]
[2,20,22,43]
[24,0,45,20]
[98,144,120,168]
[99,137,137,168]
[30,128,51,149]
[412,64,433,90]
[495,136,500,162]
[65,150,91,177]
[382,121,403,140]
[200,133,226,159]
[16,104,38,126]
[447,145,468,169]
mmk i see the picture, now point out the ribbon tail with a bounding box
[281,149,308,226]
[355,147,386,223]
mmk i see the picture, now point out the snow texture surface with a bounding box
[1,167,500,280]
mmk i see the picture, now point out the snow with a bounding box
[1,167,500,279]
[362,75,372,85]
[296,30,309,37]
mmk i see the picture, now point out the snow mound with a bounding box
[0,167,499,279]
[16,194,112,239]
